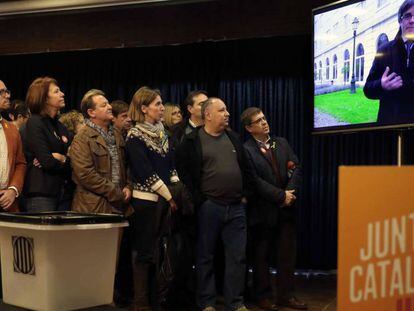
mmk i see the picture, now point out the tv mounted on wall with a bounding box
[313,0,414,134]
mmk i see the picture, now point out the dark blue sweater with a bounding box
[126,133,176,199]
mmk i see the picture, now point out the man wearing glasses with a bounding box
[0,80,26,212]
[364,0,414,125]
[241,107,306,310]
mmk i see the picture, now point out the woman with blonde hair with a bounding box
[126,86,178,311]
[162,103,182,137]
[58,110,84,139]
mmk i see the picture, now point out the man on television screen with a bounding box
[364,0,414,125]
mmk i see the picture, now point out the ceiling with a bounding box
[0,0,211,16]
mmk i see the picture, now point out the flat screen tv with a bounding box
[313,0,414,134]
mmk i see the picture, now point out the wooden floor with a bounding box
[0,273,337,311]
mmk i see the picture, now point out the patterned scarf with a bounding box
[127,121,169,156]
[85,119,121,186]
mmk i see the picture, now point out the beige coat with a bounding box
[69,124,129,214]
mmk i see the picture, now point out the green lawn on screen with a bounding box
[315,88,379,124]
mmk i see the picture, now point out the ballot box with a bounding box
[0,212,128,311]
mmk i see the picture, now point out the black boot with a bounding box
[131,252,152,311]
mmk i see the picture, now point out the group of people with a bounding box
[0,77,306,311]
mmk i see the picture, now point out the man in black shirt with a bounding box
[176,97,252,311]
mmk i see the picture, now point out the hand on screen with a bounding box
[381,67,403,91]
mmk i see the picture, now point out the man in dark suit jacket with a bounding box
[241,107,306,310]
[363,0,414,124]
[0,80,26,212]
[171,90,208,149]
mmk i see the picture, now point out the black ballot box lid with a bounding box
[0,211,126,225]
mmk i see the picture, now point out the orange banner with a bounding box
[338,166,414,311]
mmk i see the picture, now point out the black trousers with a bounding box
[250,208,296,302]
[114,218,134,304]
[130,198,169,307]
[165,213,197,310]
[130,198,161,263]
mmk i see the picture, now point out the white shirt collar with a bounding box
[188,119,197,128]
[254,135,271,148]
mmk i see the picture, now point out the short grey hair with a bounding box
[201,97,219,120]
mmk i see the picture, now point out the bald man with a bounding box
[176,97,253,311]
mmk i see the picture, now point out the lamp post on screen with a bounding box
[350,17,359,94]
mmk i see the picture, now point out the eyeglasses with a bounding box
[401,13,414,22]
[250,116,267,125]
[0,89,10,97]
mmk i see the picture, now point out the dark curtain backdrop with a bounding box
[1,35,411,269]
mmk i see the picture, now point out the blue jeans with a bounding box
[196,199,247,311]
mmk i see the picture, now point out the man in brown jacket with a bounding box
[0,80,26,212]
[69,89,131,213]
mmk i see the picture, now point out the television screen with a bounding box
[313,0,414,133]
